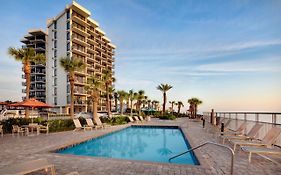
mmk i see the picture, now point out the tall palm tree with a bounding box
[188,98,203,118]
[142,96,148,108]
[8,47,45,118]
[135,90,145,115]
[85,76,102,120]
[128,89,137,116]
[157,84,173,114]
[60,57,85,118]
[177,101,184,114]
[102,68,115,118]
[113,92,118,111]
[109,87,115,112]
[117,90,127,115]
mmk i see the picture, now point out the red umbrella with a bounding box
[9,98,52,121]
[10,98,51,108]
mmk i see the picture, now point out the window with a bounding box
[67,84,70,93]
[67,21,70,30]
[54,59,57,67]
[54,40,57,48]
[54,78,57,86]
[54,87,57,96]
[54,21,57,29]
[67,42,70,51]
[67,95,70,104]
[54,50,57,57]
[67,10,70,19]
[54,31,57,39]
[54,97,57,105]
[67,32,70,40]
[54,69,57,76]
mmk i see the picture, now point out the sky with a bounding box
[0,0,280,113]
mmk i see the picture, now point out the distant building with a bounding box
[20,29,47,102]
[46,1,116,113]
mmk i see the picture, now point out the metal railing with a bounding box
[169,141,234,175]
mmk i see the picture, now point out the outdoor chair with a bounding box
[230,127,281,151]
[139,116,145,122]
[222,123,263,144]
[38,124,49,135]
[93,117,110,128]
[73,119,92,131]
[0,125,3,137]
[221,122,247,136]
[128,116,135,123]
[86,118,100,129]
[12,125,27,136]
[133,116,140,122]
[241,146,281,162]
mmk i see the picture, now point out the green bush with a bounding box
[100,116,129,125]
[159,114,177,120]
[48,119,75,132]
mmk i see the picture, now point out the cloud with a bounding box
[116,78,154,90]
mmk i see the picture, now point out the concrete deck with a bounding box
[0,118,280,175]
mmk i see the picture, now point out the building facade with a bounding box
[21,29,47,102]
[46,1,116,113]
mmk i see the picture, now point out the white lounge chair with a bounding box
[93,117,110,128]
[133,116,140,122]
[73,119,92,131]
[222,123,263,144]
[231,127,281,151]
[12,125,27,136]
[241,146,281,162]
[128,116,135,123]
[139,116,145,122]
[86,118,100,129]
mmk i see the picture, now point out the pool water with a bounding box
[57,126,199,165]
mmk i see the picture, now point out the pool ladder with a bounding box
[169,141,234,175]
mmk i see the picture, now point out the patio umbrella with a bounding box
[10,98,52,122]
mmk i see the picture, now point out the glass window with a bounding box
[54,97,57,105]
[67,95,70,104]
[54,40,57,48]
[67,84,70,93]
[54,50,57,57]
[67,42,70,51]
[67,32,70,40]
[54,87,57,95]
[67,10,70,19]
[54,69,57,76]
[67,21,70,30]
[54,21,57,29]
[54,31,57,39]
[54,78,57,86]
[54,59,57,67]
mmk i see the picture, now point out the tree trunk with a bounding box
[24,63,31,118]
[69,73,75,118]
[106,83,111,118]
[92,92,99,121]
[130,99,133,116]
[120,99,123,115]
[163,92,166,114]
[178,105,181,114]
[115,98,118,111]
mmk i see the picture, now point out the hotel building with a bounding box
[46,1,116,113]
[20,29,47,102]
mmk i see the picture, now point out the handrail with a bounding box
[169,141,234,175]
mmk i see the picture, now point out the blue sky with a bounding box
[0,0,281,112]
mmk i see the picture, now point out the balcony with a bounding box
[72,26,89,37]
[74,77,86,85]
[72,15,89,27]
[87,38,97,46]
[72,47,88,57]
[72,35,88,47]
[87,47,97,54]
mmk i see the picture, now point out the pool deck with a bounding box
[0,118,280,175]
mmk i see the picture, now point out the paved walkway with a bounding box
[0,118,280,175]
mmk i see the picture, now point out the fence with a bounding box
[203,111,281,147]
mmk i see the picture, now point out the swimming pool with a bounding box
[57,126,199,165]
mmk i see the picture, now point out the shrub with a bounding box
[159,115,177,120]
[100,116,129,125]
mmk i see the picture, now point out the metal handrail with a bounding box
[169,141,235,175]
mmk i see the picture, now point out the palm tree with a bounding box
[85,76,102,120]
[128,89,137,116]
[8,47,45,118]
[157,84,173,114]
[113,92,118,111]
[177,101,184,114]
[109,87,115,112]
[60,57,85,118]
[117,90,127,115]
[102,68,115,118]
[188,98,203,118]
[136,90,145,115]
[169,101,175,113]
[142,96,148,108]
